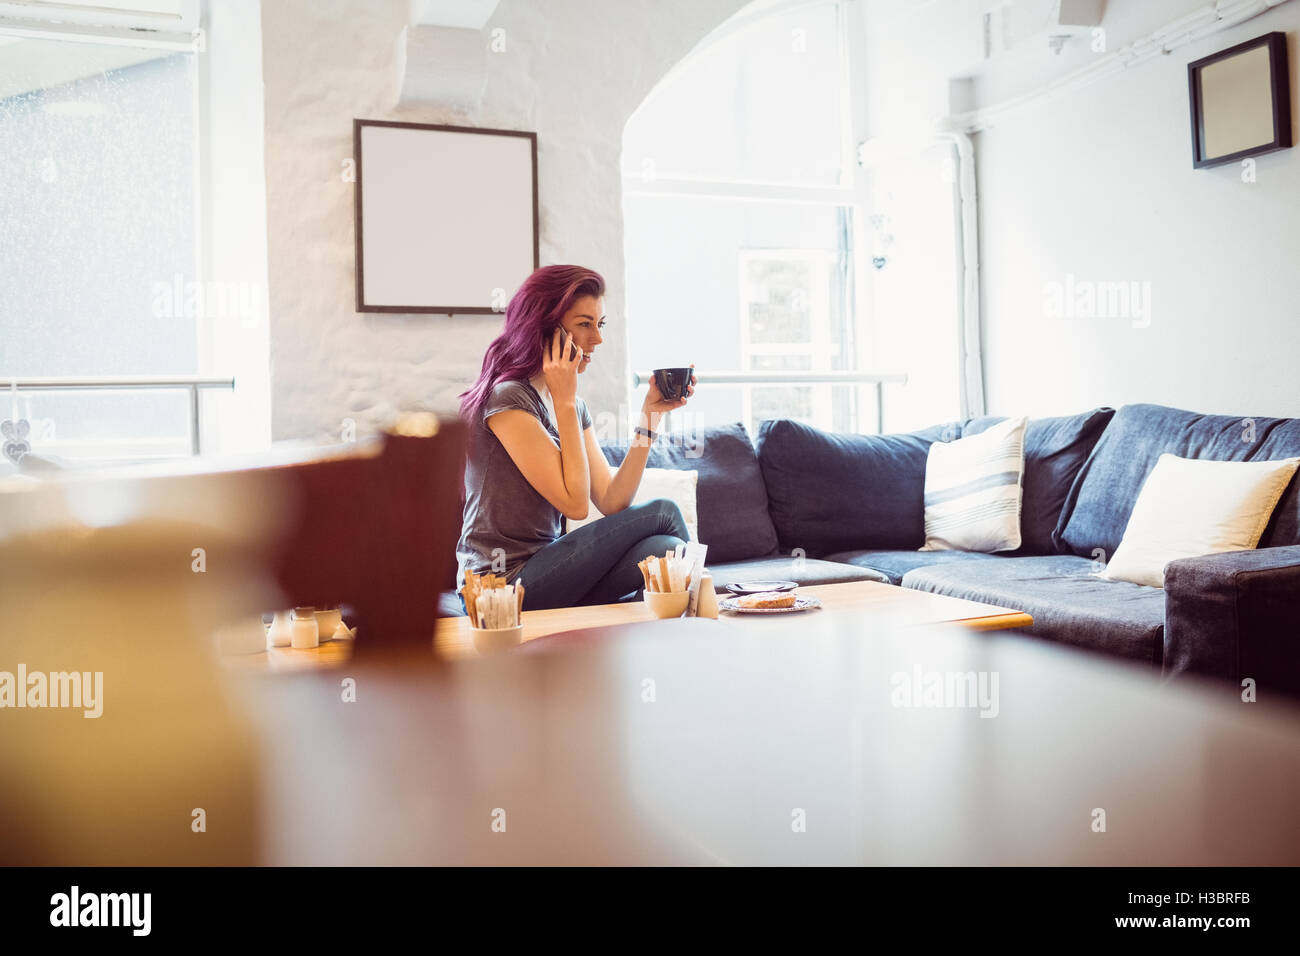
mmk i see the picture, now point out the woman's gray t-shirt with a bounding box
[456,379,592,590]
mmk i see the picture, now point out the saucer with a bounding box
[718,596,821,614]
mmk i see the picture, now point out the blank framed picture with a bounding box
[1188,32,1292,169]
[353,120,539,313]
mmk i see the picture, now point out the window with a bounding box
[739,249,842,428]
[0,6,212,461]
[622,0,965,436]
[623,0,861,437]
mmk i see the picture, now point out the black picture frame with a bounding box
[353,119,540,314]
[1188,32,1292,169]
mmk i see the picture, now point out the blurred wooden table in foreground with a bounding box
[245,614,1300,866]
[0,415,467,865]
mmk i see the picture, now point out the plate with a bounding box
[724,581,798,596]
[718,596,822,614]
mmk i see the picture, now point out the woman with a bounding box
[456,264,696,611]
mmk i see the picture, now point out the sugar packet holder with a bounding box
[461,569,525,629]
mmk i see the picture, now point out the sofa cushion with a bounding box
[963,407,1114,555]
[755,419,958,555]
[1101,454,1300,588]
[922,415,1027,553]
[822,547,1000,586]
[1253,420,1300,547]
[1058,404,1300,557]
[567,467,700,541]
[901,555,1166,666]
[708,556,888,591]
[602,423,778,564]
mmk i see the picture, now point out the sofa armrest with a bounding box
[1163,546,1300,698]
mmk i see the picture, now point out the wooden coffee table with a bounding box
[434,579,1032,660]
[224,581,1031,671]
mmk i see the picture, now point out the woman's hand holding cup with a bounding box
[642,363,696,429]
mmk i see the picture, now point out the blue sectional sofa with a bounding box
[751,403,1300,696]
[445,403,1300,698]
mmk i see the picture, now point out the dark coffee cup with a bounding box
[652,367,693,401]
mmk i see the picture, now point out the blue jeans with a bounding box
[463,499,690,613]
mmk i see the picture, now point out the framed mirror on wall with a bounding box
[353,120,539,313]
[1188,31,1292,169]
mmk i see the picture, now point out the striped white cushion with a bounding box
[920,416,1027,553]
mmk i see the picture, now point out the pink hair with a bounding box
[458,265,606,423]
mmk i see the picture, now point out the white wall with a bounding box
[860,0,979,137]
[260,0,749,443]
[862,0,1300,421]
[261,0,1300,436]
[977,1,1300,419]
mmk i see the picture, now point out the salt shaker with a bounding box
[291,607,319,648]
[267,610,294,648]
[697,571,719,619]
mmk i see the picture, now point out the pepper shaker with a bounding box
[697,571,719,619]
[267,610,294,648]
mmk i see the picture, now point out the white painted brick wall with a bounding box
[260,0,750,443]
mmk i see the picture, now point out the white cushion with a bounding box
[920,416,1027,553]
[566,467,699,542]
[1101,453,1300,588]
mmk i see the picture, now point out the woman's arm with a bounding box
[486,329,590,520]
[588,367,696,515]
[584,425,638,515]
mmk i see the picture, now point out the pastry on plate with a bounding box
[735,590,797,609]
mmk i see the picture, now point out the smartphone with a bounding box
[543,331,579,362]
